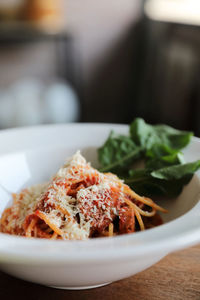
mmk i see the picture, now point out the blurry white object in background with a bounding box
[44,82,80,123]
[145,0,200,26]
[0,78,80,129]
[11,79,43,127]
[0,91,14,128]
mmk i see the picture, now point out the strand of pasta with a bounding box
[122,199,144,230]
[51,232,58,239]
[108,223,114,237]
[122,185,167,213]
[56,204,71,218]
[137,196,168,213]
[133,206,145,231]
[35,210,64,236]
[104,173,166,213]
[26,218,37,237]
[125,198,156,217]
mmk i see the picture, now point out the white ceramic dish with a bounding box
[0,123,200,290]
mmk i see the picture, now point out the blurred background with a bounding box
[0,0,199,134]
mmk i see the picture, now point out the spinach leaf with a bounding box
[98,118,199,198]
[98,131,142,173]
[125,161,200,197]
[146,143,182,159]
[151,160,200,180]
[130,118,193,150]
[145,144,184,169]
[153,175,194,197]
[127,176,193,197]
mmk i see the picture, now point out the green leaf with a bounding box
[154,175,194,197]
[98,131,142,173]
[98,118,199,198]
[127,180,169,197]
[130,118,193,150]
[125,160,200,197]
[145,154,183,170]
[145,144,185,169]
[151,160,200,180]
[125,172,195,197]
[146,143,181,158]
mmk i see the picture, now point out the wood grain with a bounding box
[0,245,199,300]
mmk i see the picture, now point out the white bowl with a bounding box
[0,123,199,290]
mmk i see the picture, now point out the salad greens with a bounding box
[98,118,200,197]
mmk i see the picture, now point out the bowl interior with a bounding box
[0,144,199,223]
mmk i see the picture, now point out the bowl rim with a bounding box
[0,123,199,265]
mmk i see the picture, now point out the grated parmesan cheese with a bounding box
[1,151,126,239]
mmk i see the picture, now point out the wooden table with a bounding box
[0,245,199,300]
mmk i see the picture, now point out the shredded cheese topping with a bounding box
[0,151,166,239]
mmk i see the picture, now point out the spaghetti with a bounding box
[0,151,167,240]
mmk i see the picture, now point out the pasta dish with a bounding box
[0,151,166,240]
